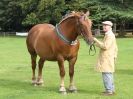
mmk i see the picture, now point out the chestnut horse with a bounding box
[26,11,93,94]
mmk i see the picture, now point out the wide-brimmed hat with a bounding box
[102,21,113,26]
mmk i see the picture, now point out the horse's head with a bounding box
[58,11,94,45]
[71,11,94,45]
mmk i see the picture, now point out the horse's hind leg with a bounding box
[31,53,37,85]
[36,58,45,86]
[68,57,77,93]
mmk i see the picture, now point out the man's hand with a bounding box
[93,37,98,43]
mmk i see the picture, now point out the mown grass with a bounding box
[0,36,133,99]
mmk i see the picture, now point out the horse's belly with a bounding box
[35,47,55,60]
[36,47,78,61]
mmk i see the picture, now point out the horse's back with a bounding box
[26,24,55,54]
[27,24,55,42]
[28,24,55,37]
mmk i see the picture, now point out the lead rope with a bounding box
[89,43,96,56]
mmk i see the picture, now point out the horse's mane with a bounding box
[58,11,84,25]
[58,15,74,25]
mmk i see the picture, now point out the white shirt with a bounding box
[105,28,114,36]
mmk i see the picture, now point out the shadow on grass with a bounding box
[0,78,59,93]
[0,78,100,95]
[116,69,133,75]
[77,89,99,95]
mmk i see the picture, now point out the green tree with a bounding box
[21,0,66,26]
[98,0,133,36]
[0,0,24,31]
[0,0,132,36]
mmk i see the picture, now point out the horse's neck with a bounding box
[60,19,78,41]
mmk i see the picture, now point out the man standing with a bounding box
[93,21,118,96]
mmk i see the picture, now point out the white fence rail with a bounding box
[0,32,28,37]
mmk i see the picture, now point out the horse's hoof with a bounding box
[69,90,77,93]
[36,79,44,86]
[59,86,67,95]
[60,91,67,95]
[68,85,77,93]
[33,83,37,86]
[32,80,37,85]
[36,82,44,86]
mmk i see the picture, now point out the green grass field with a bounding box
[0,36,133,99]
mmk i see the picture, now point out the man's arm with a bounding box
[93,36,113,50]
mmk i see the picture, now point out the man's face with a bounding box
[102,24,111,32]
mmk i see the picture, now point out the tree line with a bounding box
[0,0,133,37]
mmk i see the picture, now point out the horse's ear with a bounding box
[80,15,86,21]
[71,11,76,14]
[85,11,90,16]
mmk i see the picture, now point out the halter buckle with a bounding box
[71,40,78,45]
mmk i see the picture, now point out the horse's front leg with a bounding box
[68,57,77,93]
[36,58,45,86]
[57,58,66,94]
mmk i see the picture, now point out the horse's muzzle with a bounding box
[88,38,95,45]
